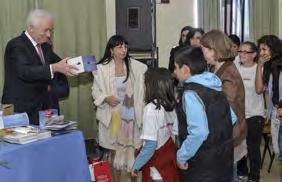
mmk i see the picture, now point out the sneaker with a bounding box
[238,175,248,182]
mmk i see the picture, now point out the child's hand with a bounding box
[177,161,189,170]
[131,169,138,177]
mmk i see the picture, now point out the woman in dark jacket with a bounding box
[168,26,193,73]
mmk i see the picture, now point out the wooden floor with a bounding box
[120,158,281,181]
[261,157,281,182]
[87,138,281,181]
[118,138,282,182]
[120,165,281,182]
[260,140,281,182]
[119,163,281,182]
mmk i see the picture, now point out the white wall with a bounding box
[105,0,116,38]
[105,0,195,68]
[279,0,282,37]
[156,0,195,67]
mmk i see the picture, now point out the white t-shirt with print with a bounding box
[140,102,178,180]
[234,59,265,118]
[140,102,178,149]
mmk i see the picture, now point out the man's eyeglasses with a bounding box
[238,50,255,54]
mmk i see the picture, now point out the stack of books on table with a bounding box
[41,115,77,135]
[1,126,51,144]
[45,120,77,131]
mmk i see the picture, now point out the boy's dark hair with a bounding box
[144,68,176,111]
[228,34,241,47]
[175,47,207,75]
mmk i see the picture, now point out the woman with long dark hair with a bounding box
[256,35,282,160]
[184,28,204,48]
[168,26,193,73]
[92,35,147,182]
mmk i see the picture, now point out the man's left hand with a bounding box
[51,57,78,76]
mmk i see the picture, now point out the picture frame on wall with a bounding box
[127,7,140,30]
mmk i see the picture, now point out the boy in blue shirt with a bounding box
[174,47,237,181]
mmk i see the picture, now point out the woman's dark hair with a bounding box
[144,68,176,111]
[184,28,205,46]
[258,35,282,105]
[257,35,282,58]
[98,35,130,82]
[178,26,193,46]
[175,47,207,75]
[228,34,241,47]
[241,41,258,62]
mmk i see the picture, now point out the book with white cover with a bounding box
[67,55,96,74]
[2,127,51,144]
[3,132,38,144]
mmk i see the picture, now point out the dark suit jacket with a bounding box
[1,32,69,124]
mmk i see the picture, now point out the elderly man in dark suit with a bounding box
[1,9,77,124]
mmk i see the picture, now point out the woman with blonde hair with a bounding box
[200,29,246,180]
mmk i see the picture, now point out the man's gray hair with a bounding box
[26,9,53,28]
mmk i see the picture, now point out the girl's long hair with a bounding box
[144,68,176,111]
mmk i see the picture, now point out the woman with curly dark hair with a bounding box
[256,35,282,161]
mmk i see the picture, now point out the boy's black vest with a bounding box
[176,83,233,182]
